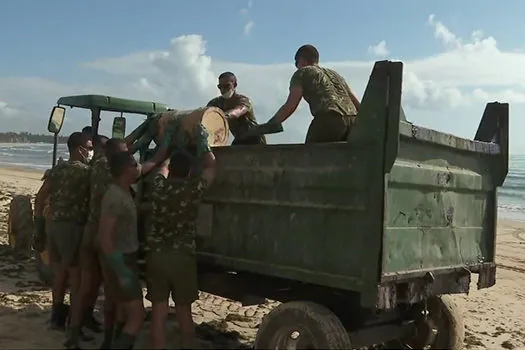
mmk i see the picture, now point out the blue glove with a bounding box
[105,252,135,290]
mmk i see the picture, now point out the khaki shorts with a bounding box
[99,252,143,303]
[145,251,198,305]
[79,222,100,271]
[305,114,356,144]
[47,220,84,267]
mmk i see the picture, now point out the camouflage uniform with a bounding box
[207,93,266,145]
[80,154,113,270]
[145,174,208,304]
[47,160,91,267]
[98,184,142,302]
[290,65,358,143]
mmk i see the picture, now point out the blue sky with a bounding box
[2,0,524,74]
[1,0,524,152]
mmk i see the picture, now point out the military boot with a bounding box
[50,303,69,331]
[83,306,102,333]
[111,332,135,350]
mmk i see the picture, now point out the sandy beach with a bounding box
[0,166,524,350]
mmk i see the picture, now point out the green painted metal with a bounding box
[56,94,169,115]
[131,61,508,309]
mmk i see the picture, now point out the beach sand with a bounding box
[0,166,524,350]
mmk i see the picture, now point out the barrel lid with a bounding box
[201,107,229,147]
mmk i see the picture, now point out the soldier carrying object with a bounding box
[137,115,216,178]
[145,149,216,349]
[266,44,361,143]
[34,132,93,345]
[207,71,266,145]
[98,151,144,350]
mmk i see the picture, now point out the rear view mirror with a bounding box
[112,116,126,139]
[48,106,65,134]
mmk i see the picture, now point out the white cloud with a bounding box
[240,0,255,37]
[244,21,254,37]
[2,14,525,151]
[368,40,390,58]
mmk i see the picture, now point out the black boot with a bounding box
[112,332,135,350]
[98,327,114,349]
[113,322,125,341]
[83,306,102,333]
[50,303,68,331]
[64,326,82,349]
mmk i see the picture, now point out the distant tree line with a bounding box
[0,132,68,144]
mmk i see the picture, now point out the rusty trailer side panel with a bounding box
[197,142,374,292]
[382,120,505,278]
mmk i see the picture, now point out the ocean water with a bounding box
[0,143,523,221]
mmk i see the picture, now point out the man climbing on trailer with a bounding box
[207,71,266,145]
[267,44,360,143]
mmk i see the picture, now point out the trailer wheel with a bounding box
[254,301,352,350]
[401,295,464,350]
[7,195,34,256]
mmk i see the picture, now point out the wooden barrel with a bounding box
[154,107,229,147]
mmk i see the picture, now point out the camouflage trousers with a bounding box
[305,113,357,144]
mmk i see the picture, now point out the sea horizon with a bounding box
[0,142,523,222]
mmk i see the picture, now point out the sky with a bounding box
[1,0,525,153]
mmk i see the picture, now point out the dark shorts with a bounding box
[99,252,143,303]
[145,251,198,305]
[79,222,100,272]
[47,220,83,267]
[305,114,356,144]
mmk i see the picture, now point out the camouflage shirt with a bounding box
[147,174,207,254]
[85,155,112,236]
[207,93,259,138]
[290,65,357,118]
[48,160,91,223]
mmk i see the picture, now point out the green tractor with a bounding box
[12,94,231,285]
[8,95,170,284]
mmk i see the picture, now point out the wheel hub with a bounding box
[272,326,317,350]
[404,316,439,349]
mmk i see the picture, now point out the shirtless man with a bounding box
[267,44,360,143]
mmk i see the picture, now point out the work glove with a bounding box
[32,216,46,252]
[105,252,137,293]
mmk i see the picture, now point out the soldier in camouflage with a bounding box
[145,150,216,349]
[207,71,266,145]
[73,136,129,348]
[267,44,361,143]
[98,151,144,350]
[34,132,92,343]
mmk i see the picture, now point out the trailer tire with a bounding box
[401,295,464,350]
[7,195,34,256]
[431,295,464,350]
[254,301,352,350]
